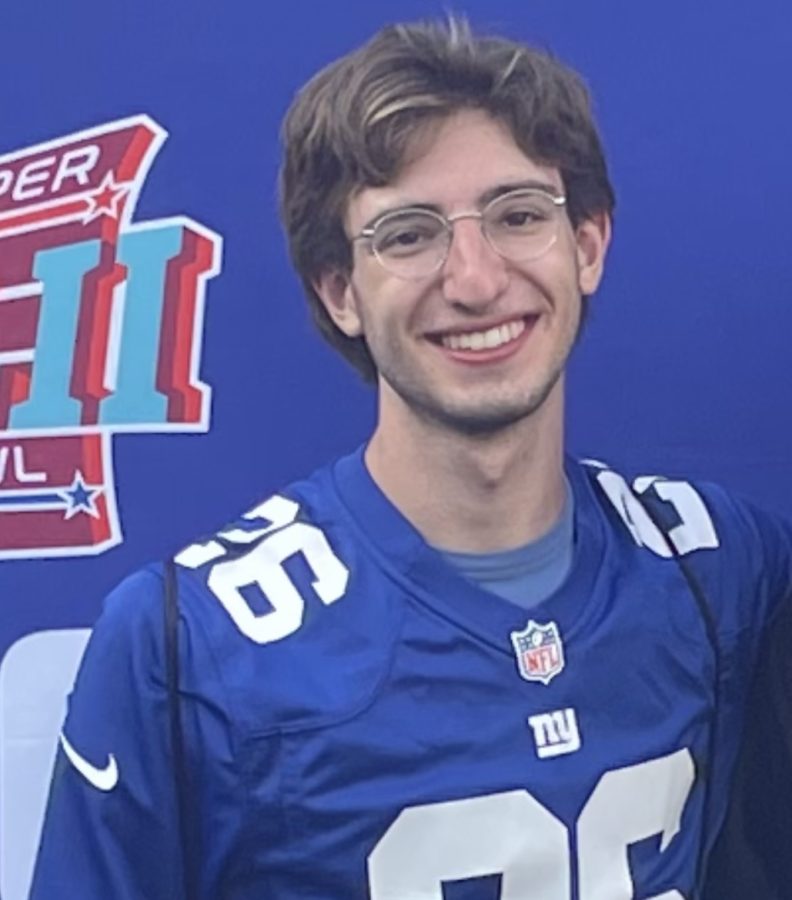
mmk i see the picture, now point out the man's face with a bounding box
[317,109,610,435]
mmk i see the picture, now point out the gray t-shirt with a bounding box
[438,481,574,610]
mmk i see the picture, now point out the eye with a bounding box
[502,208,543,227]
[374,214,445,257]
[489,193,557,233]
[497,204,550,229]
[383,228,426,248]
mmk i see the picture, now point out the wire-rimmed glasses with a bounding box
[352,188,567,280]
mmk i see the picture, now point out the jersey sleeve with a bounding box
[745,497,792,627]
[698,495,792,898]
[675,483,792,637]
[702,569,792,900]
[29,566,189,900]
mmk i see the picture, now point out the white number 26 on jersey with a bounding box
[370,749,694,899]
[175,494,349,644]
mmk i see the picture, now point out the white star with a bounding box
[82,172,130,224]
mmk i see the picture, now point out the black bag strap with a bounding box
[163,557,198,900]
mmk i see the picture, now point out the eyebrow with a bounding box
[360,179,564,231]
[479,179,563,205]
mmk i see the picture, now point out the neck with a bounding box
[365,381,567,553]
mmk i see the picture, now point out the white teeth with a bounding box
[440,318,526,352]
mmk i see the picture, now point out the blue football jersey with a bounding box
[30,450,792,899]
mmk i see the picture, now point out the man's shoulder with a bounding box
[93,457,342,642]
[572,455,792,632]
[81,451,392,730]
[163,455,398,735]
[571,454,792,548]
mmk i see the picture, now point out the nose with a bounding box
[441,217,509,309]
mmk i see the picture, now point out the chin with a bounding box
[415,391,552,436]
[382,360,563,436]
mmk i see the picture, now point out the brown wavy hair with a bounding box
[279,16,615,382]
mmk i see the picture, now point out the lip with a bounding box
[427,314,538,365]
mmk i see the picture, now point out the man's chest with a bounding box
[231,616,716,900]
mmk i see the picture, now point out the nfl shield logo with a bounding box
[511,620,565,685]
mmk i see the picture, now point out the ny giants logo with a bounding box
[0,116,222,559]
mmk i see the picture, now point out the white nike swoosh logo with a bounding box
[59,731,119,792]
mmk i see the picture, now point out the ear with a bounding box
[575,211,612,295]
[312,270,363,337]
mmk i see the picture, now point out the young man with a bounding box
[30,17,792,899]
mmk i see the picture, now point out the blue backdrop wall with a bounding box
[0,1,790,897]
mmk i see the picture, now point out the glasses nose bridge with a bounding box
[445,208,485,236]
[446,208,484,225]
[442,208,497,265]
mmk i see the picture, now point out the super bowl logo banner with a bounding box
[0,116,222,559]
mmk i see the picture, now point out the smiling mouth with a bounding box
[432,317,531,352]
